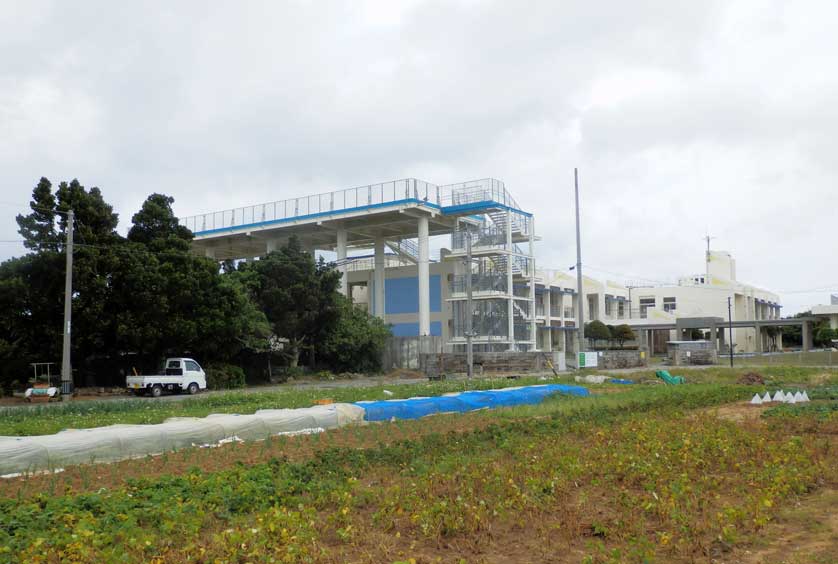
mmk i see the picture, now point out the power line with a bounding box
[778,284,838,294]
[0,201,72,216]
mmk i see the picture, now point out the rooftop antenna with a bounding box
[703,232,716,279]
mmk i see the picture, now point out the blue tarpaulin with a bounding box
[608,378,634,385]
[355,384,590,422]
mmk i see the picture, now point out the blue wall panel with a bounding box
[391,321,442,337]
[385,275,441,314]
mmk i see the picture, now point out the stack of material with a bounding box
[749,390,810,405]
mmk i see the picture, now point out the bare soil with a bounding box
[705,401,770,424]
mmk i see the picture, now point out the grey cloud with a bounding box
[0,0,835,314]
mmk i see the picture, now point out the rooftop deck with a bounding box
[181,178,532,260]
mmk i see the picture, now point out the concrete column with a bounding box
[802,322,812,352]
[544,288,552,351]
[374,237,385,320]
[529,216,536,350]
[266,239,279,254]
[506,209,515,351]
[709,323,718,351]
[754,323,762,353]
[204,247,215,259]
[336,229,348,298]
[417,216,430,336]
[559,291,566,326]
[830,315,838,330]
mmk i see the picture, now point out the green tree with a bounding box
[815,326,836,347]
[318,296,391,373]
[585,320,611,349]
[11,178,124,385]
[612,324,636,348]
[605,324,615,347]
[113,194,270,366]
[1,183,270,389]
[248,236,341,367]
[684,328,704,340]
[16,177,58,251]
[0,253,65,389]
[127,193,193,252]
[781,312,830,348]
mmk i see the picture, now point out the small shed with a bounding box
[667,340,717,366]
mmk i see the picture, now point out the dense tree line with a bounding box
[0,178,390,391]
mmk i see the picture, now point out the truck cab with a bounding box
[126,357,208,397]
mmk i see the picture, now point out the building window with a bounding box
[639,297,655,319]
[618,301,625,318]
[605,299,613,317]
[663,297,676,313]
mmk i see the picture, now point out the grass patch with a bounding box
[2,366,833,437]
[611,365,837,386]
[0,376,566,436]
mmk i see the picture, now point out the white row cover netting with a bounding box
[0,403,365,476]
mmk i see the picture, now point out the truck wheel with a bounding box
[150,385,163,398]
[187,382,199,395]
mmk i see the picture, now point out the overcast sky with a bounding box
[1,0,836,314]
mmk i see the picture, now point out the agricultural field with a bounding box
[1,369,837,563]
[0,366,831,436]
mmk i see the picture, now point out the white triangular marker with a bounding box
[794,391,804,402]
[751,394,763,405]
[773,391,784,402]
[786,393,797,404]
[762,392,772,403]
[802,391,810,402]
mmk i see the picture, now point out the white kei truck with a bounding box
[125,358,207,397]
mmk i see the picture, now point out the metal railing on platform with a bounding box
[450,274,508,294]
[181,177,524,235]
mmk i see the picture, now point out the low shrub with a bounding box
[205,363,246,390]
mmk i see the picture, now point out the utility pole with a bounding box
[61,209,74,399]
[465,225,474,381]
[574,168,585,355]
[727,296,734,368]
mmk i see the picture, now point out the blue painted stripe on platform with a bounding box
[192,199,532,236]
[440,200,533,218]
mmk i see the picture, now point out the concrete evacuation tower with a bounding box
[181,177,539,352]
